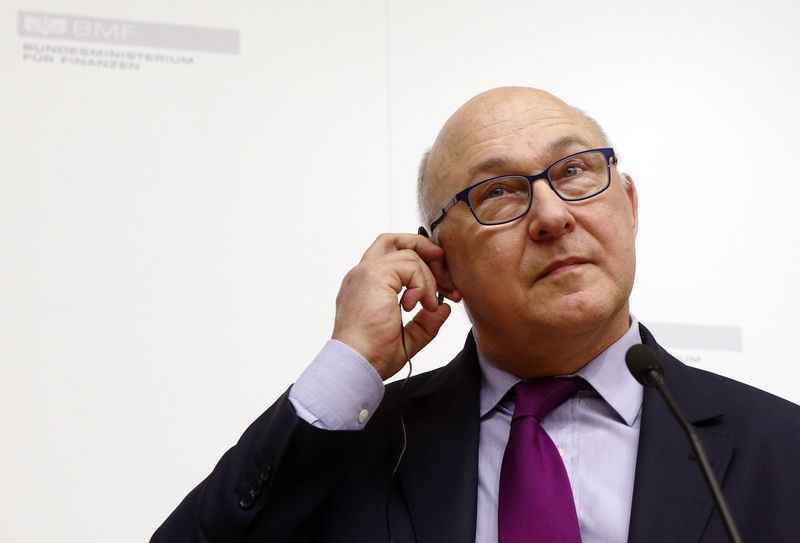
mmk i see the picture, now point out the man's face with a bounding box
[430,88,638,368]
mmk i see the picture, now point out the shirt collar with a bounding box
[477,315,643,427]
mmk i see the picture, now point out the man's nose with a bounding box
[526,180,576,240]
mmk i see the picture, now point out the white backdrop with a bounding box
[2,1,799,541]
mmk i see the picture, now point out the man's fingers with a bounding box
[401,303,452,359]
[361,233,444,263]
[378,251,440,304]
[359,233,460,304]
[391,249,461,304]
[400,286,440,313]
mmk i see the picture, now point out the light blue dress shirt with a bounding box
[289,317,643,543]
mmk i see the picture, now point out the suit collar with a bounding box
[475,317,644,426]
[576,316,643,426]
[627,323,733,543]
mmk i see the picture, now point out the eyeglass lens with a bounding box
[467,150,610,224]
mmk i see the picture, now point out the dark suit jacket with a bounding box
[153,325,800,542]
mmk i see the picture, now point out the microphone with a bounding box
[625,344,743,543]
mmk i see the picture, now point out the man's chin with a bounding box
[523,294,626,334]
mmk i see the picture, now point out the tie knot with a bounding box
[512,378,585,421]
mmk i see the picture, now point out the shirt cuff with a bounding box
[289,339,385,430]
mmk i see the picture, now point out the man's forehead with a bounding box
[440,93,595,154]
[428,88,601,179]
[465,134,598,180]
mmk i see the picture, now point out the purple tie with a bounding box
[498,379,584,543]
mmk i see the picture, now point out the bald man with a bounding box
[153,88,800,543]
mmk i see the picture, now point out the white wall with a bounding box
[2,1,799,541]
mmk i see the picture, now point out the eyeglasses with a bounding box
[429,148,617,232]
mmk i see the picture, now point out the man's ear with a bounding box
[417,225,461,303]
[429,243,461,305]
[621,172,638,238]
[430,251,461,303]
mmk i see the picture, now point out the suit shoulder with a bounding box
[679,362,800,438]
[687,364,798,409]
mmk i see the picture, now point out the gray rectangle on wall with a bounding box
[644,322,743,351]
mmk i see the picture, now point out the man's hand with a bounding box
[332,233,461,381]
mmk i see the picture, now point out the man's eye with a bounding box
[563,165,582,177]
[488,187,507,198]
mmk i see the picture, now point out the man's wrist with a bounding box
[288,339,384,430]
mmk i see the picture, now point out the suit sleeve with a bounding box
[151,389,363,542]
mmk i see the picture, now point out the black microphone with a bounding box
[626,344,743,543]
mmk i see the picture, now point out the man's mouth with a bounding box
[537,257,590,280]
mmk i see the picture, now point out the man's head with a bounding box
[420,87,638,377]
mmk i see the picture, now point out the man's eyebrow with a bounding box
[467,156,517,181]
[544,135,595,156]
[466,135,596,181]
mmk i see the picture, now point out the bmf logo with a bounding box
[18,11,240,55]
[20,12,136,41]
[73,19,136,40]
[22,14,68,37]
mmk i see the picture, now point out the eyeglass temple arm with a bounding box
[428,196,459,232]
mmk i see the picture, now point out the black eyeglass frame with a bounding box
[428,147,617,232]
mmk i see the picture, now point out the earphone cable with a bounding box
[386,300,414,542]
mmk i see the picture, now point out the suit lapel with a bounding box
[627,325,735,543]
[395,335,482,543]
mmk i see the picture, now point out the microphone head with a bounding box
[625,344,665,387]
